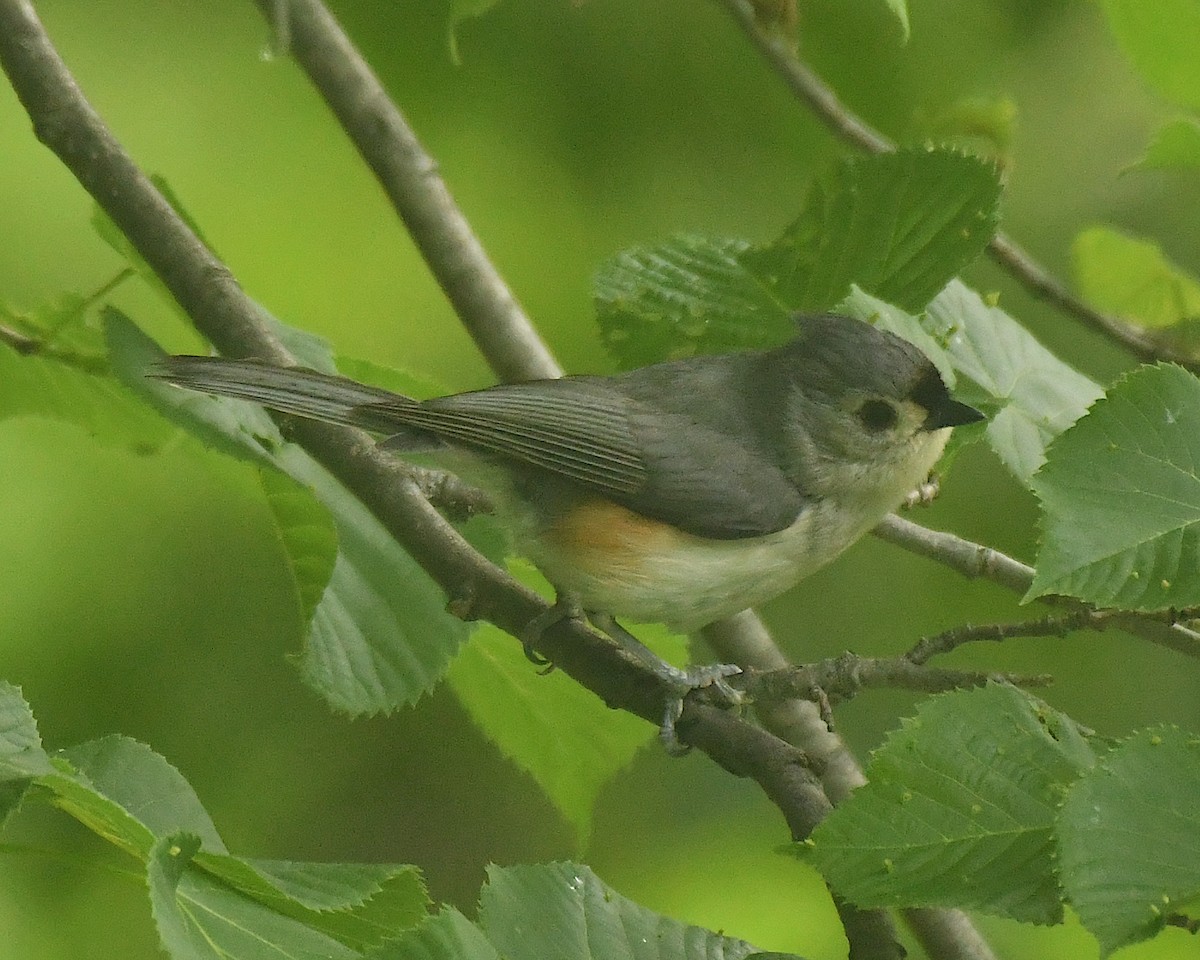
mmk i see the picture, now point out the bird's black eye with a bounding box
[858,398,898,432]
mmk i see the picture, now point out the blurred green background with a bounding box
[3,1,1200,958]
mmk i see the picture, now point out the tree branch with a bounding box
[256,8,911,953]
[254,0,561,384]
[0,0,841,873]
[703,612,999,960]
[680,700,908,960]
[985,233,1178,368]
[713,0,1199,371]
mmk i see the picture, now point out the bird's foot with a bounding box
[520,594,588,670]
[902,471,941,509]
[591,613,743,755]
[653,662,745,756]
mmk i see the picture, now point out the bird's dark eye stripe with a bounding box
[858,399,898,431]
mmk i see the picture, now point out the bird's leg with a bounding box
[520,593,590,669]
[521,593,743,752]
[587,612,743,756]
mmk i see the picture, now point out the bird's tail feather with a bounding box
[148,355,418,434]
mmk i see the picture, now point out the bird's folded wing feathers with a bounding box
[152,358,806,539]
[364,381,648,496]
[150,356,408,428]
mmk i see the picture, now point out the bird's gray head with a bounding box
[773,313,983,490]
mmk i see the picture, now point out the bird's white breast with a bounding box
[515,427,951,632]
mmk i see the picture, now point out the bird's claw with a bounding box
[902,472,941,509]
[655,662,744,755]
[526,600,744,754]
[520,597,588,668]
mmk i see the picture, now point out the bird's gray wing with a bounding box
[152,358,807,538]
[366,377,808,539]
[363,379,647,496]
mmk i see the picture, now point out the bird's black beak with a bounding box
[924,396,986,430]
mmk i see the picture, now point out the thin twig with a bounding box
[714,0,1200,371]
[254,0,561,384]
[717,0,893,154]
[874,514,1200,660]
[744,652,1050,707]
[1165,913,1200,935]
[0,268,135,371]
[905,611,1105,665]
[873,514,1038,593]
[0,322,39,354]
[985,233,1181,367]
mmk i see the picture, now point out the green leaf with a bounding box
[0,682,52,824]
[0,682,51,782]
[1029,363,1200,609]
[196,854,428,952]
[1131,117,1200,173]
[39,736,227,860]
[0,298,173,450]
[0,291,111,365]
[259,467,339,632]
[594,233,793,367]
[917,95,1018,163]
[807,685,1095,924]
[7,688,429,956]
[0,336,171,447]
[595,149,1000,367]
[1101,0,1200,111]
[147,833,362,960]
[147,834,215,960]
[1058,727,1200,955]
[368,908,499,960]
[448,563,681,846]
[744,149,999,315]
[106,310,470,714]
[378,867,803,960]
[1073,226,1200,330]
[279,440,469,713]
[926,281,1102,483]
[478,862,782,960]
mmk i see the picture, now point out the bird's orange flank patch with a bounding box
[545,499,682,576]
